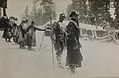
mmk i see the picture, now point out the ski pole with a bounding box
[39,31,45,51]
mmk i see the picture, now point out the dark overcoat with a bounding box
[66,18,83,67]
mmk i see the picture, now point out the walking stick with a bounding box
[39,31,45,51]
[50,15,55,70]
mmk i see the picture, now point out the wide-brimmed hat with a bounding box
[60,13,66,18]
[69,11,79,17]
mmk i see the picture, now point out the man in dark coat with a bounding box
[26,21,45,50]
[52,13,66,68]
[66,11,83,74]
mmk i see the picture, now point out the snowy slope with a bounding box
[0,30,119,78]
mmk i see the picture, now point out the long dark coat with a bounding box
[66,18,83,67]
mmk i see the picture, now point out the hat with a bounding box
[69,11,79,17]
[60,13,65,18]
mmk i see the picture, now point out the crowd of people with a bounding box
[0,11,83,74]
[0,17,45,50]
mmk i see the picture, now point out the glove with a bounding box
[74,45,78,50]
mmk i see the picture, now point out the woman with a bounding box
[66,11,83,74]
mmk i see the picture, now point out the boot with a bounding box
[56,54,63,69]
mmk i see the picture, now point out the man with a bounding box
[66,11,83,74]
[26,21,45,50]
[18,19,29,49]
[52,13,66,68]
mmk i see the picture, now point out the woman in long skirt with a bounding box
[66,11,83,74]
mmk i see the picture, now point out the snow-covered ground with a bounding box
[0,31,119,78]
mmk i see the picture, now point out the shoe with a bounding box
[58,63,64,69]
[69,65,76,74]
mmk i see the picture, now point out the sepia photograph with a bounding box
[0,0,119,78]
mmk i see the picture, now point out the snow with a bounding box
[0,31,119,78]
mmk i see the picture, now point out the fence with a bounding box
[80,24,119,44]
